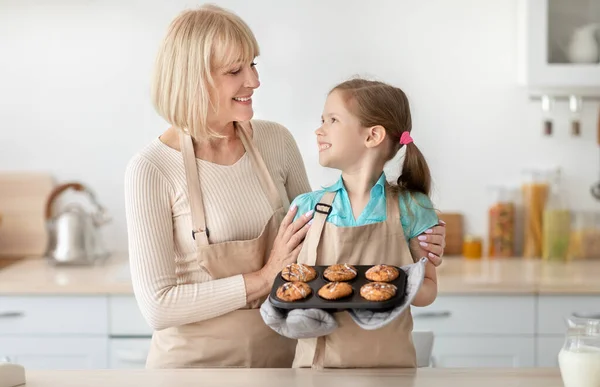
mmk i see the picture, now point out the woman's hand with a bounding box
[260,204,314,283]
[245,205,314,302]
[414,220,446,267]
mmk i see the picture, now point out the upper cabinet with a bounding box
[518,0,600,94]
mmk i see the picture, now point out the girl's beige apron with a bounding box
[293,186,417,369]
[145,122,296,368]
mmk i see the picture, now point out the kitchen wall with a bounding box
[0,0,598,252]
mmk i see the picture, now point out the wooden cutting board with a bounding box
[0,173,55,257]
[438,212,464,255]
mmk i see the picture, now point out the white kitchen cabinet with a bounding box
[0,292,597,369]
[109,338,151,369]
[537,295,600,334]
[518,0,600,91]
[108,295,152,336]
[0,337,108,369]
[412,296,537,368]
[412,295,536,335]
[0,296,108,336]
[536,336,564,367]
[432,337,536,368]
[535,295,600,367]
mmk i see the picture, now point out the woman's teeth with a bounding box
[319,144,331,151]
[233,97,251,102]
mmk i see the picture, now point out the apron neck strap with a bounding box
[180,122,283,247]
[236,122,283,212]
[180,131,210,246]
[385,184,401,225]
[304,191,337,266]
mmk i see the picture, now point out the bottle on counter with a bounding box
[542,169,571,261]
[521,169,551,258]
[463,235,483,260]
[487,184,516,258]
[568,211,600,260]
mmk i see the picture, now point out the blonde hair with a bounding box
[151,4,260,140]
[331,78,432,197]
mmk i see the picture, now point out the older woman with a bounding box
[124,4,446,369]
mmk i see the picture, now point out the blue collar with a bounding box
[322,172,387,195]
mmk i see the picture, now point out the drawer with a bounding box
[0,337,108,369]
[0,296,107,336]
[432,336,535,368]
[109,338,151,369]
[536,336,564,367]
[108,295,152,336]
[411,295,535,335]
[537,295,600,335]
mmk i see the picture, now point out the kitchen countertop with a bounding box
[1,253,600,295]
[0,253,132,295]
[22,368,564,387]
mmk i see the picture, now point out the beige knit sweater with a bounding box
[124,120,311,330]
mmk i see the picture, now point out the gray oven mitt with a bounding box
[260,297,338,339]
[348,257,428,330]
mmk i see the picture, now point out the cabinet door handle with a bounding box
[413,311,452,319]
[116,350,148,364]
[0,311,24,318]
[572,312,600,319]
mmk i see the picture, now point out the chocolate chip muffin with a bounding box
[276,282,312,302]
[318,282,353,300]
[323,264,357,282]
[360,282,397,301]
[281,263,317,282]
[365,264,400,282]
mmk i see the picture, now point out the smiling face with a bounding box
[150,5,262,139]
[208,58,260,128]
[315,90,370,170]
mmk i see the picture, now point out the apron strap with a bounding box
[310,185,405,369]
[385,184,402,225]
[180,132,210,246]
[304,191,336,266]
[180,121,283,247]
[303,190,336,368]
[236,121,283,212]
[312,336,326,370]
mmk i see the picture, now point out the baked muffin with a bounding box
[323,264,357,282]
[365,264,400,282]
[276,282,312,302]
[360,282,397,301]
[281,263,317,282]
[318,282,353,300]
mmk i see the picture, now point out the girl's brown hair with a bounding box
[331,78,432,197]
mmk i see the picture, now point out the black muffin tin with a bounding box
[269,265,407,311]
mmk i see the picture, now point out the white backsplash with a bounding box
[0,0,598,251]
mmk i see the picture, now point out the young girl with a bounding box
[290,78,439,368]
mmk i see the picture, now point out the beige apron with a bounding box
[145,122,296,369]
[293,185,417,369]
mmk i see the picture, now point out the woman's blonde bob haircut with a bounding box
[151,4,260,140]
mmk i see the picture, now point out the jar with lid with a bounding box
[542,168,571,261]
[568,211,600,260]
[521,168,551,258]
[463,235,482,259]
[558,316,600,387]
[487,185,516,257]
